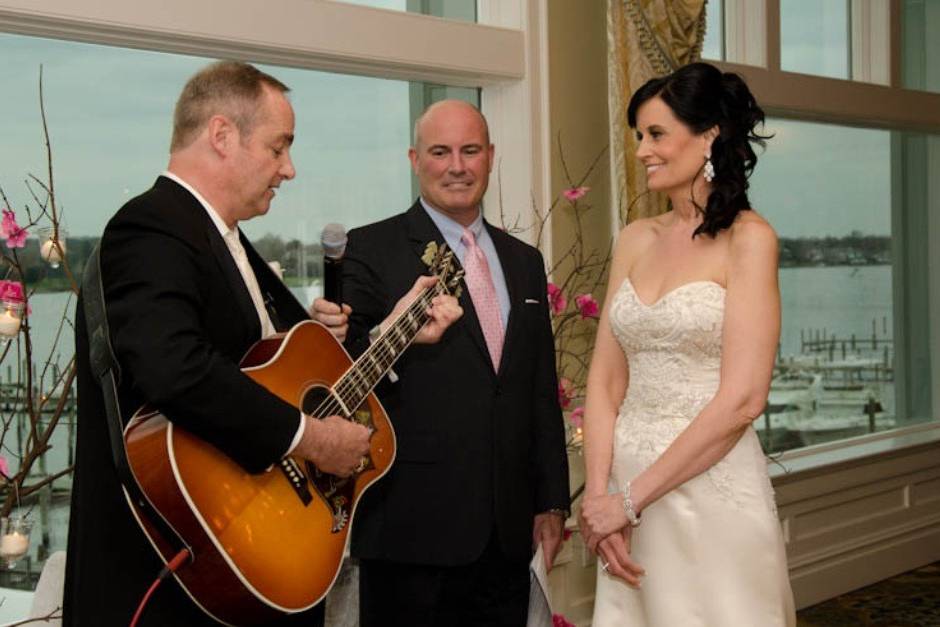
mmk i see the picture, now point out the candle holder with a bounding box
[0,299,24,344]
[38,226,67,269]
[0,517,33,568]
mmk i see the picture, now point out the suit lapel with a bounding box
[404,202,493,373]
[486,222,523,377]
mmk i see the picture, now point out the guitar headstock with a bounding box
[427,243,464,299]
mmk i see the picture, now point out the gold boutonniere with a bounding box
[421,241,439,267]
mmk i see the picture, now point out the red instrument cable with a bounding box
[129,548,191,627]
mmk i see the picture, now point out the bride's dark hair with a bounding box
[627,62,770,238]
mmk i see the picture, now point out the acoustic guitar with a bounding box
[122,245,462,625]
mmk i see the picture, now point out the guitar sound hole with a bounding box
[301,385,335,417]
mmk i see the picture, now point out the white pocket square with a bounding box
[524,298,540,304]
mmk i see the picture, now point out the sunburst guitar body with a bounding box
[122,245,462,625]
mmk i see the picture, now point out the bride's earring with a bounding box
[703,153,715,183]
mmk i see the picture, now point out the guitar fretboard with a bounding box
[330,284,441,415]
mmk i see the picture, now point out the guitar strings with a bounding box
[328,286,437,411]
[311,290,433,421]
[309,278,445,422]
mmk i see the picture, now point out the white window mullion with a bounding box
[724,0,769,68]
[479,0,550,252]
[851,0,891,85]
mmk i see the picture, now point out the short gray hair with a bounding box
[171,61,290,151]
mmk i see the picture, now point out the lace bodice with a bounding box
[610,278,725,419]
[610,277,747,504]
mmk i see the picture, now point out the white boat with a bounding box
[792,411,896,446]
[756,372,822,450]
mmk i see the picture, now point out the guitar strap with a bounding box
[81,243,191,558]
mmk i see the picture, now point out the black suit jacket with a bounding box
[345,201,569,566]
[64,176,319,626]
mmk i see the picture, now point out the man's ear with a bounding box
[408,146,420,175]
[207,114,236,156]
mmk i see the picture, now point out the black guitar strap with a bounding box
[81,243,191,557]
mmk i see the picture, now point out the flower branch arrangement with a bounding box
[0,67,78,578]
[499,136,612,453]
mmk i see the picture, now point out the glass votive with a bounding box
[39,226,67,269]
[0,517,33,567]
[0,299,24,343]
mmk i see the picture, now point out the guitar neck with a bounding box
[332,283,440,414]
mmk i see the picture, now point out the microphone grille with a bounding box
[320,223,347,259]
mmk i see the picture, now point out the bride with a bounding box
[578,62,796,626]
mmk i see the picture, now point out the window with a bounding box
[710,0,940,461]
[747,118,939,455]
[780,0,850,79]
[749,119,898,452]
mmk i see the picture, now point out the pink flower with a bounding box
[562,186,590,201]
[0,280,25,303]
[553,614,576,627]
[557,378,573,409]
[1,209,28,249]
[574,293,599,319]
[547,282,567,315]
[0,455,8,479]
[569,406,584,428]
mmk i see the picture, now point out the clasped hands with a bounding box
[579,493,645,587]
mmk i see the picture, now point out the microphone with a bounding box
[321,223,347,306]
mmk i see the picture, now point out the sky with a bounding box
[0,33,413,242]
[0,3,915,243]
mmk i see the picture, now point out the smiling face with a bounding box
[409,100,494,226]
[634,96,713,196]
[228,85,296,222]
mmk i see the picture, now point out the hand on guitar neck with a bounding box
[306,275,461,476]
[312,274,463,345]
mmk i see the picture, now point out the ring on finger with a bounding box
[601,561,609,572]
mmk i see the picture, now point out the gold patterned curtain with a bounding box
[608,0,708,224]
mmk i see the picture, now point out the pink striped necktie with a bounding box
[461,227,504,370]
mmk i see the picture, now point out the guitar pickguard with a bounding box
[301,386,377,532]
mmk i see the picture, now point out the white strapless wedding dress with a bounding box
[591,278,795,626]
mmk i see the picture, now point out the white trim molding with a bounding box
[0,0,523,87]
[773,424,940,608]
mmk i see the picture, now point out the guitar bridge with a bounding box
[279,458,313,506]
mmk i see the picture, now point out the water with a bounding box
[779,265,892,358]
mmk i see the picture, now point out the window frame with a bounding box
[711,0,940,464]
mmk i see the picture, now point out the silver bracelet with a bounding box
[622,481,641,527]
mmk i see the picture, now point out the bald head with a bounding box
[413,99,490,150]
[408,99,494,225]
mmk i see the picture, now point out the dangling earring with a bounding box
[703,153,715,183]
